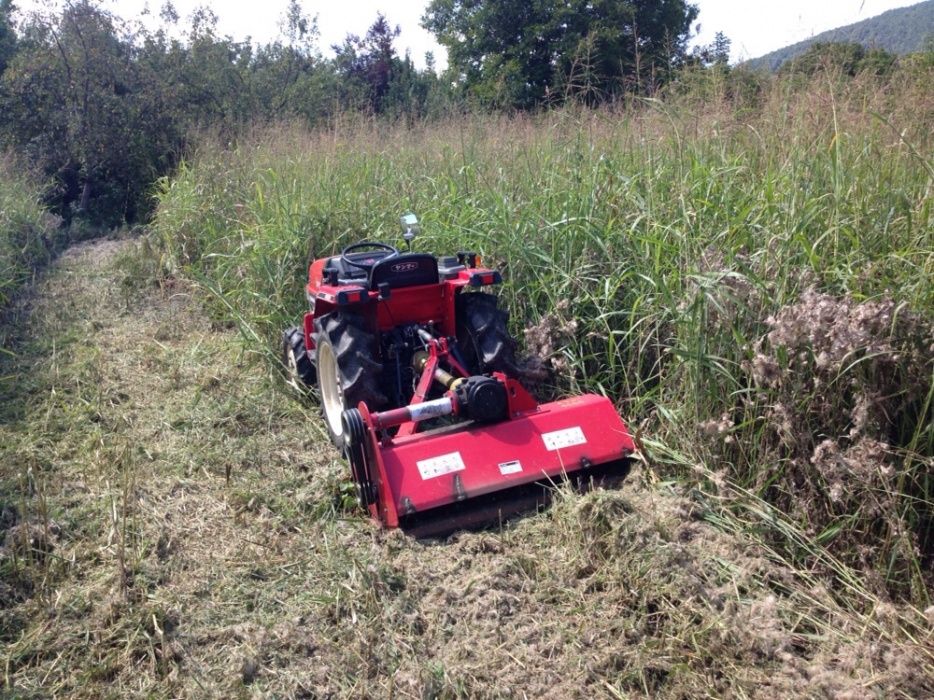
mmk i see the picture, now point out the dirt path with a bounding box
[1,240,930,698]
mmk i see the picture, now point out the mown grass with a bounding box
[0,153,60,320]
[0,240,930,697]
[150,66,933,611]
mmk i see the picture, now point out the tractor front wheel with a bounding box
[282,326,316,390]
[313,312,387,448]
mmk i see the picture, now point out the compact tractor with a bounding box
[282,215,635,537]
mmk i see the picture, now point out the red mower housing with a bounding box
[282,227,635,537]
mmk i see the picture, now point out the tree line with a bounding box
[0,0,446,224]
[0,0,921,227]
[0,0,706,225]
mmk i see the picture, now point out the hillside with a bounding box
[744,0,934,71]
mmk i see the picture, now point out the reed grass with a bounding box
[0,153,59,317]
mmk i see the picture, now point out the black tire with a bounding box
[282,326,316,389]
[455,292,521,376]
[313,312,387,448]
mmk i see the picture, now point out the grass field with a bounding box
[1,66,932,697]
[152,68,933,604]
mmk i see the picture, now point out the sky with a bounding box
[691,0,923,61]
[12,1,927,67]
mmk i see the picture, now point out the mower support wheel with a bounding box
[282,326,316,390]
[313,312,387,448]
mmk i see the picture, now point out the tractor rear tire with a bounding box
[282,326,316,389]
[313,312,387,448]
[455,292,520,377]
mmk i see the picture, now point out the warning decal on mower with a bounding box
[417,451,466,480]
[498,460,523,475]
[542,427,587,451]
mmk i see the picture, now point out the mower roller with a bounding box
[283,215,635,537]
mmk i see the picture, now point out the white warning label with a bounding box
[542,426,587,451]
[417,451,466,480]
[498,460,523,475]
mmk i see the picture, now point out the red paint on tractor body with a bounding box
[295,247,636,536]
[303,258,484,345]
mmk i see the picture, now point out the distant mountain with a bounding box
[744,1,934,71]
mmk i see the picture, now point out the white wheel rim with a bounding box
[318,341,344,438]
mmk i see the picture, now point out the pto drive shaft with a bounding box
[366,396,455,430]
[343,374,509,435]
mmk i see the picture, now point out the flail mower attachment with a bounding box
[341,333,635,539]
[284,215,636,538]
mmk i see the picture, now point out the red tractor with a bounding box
[283,215,635,537]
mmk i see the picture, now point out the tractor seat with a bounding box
[369,253,439,291]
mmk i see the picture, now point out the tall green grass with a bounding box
[0,154,59,314]
[152,69,933,604]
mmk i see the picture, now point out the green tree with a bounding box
[250,2,337,123]
[382,50,452,119]
[691,30,731,68]
[422,0,698,107]
[2,1,132,219]
[0,0,16,76]
[712,31,731,66]
[332,13,401,113]
[858,47,898,75]
[1,0,188,223]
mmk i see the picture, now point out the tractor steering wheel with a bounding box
[340,241,400,271]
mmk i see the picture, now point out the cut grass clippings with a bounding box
[0,239,930,696]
